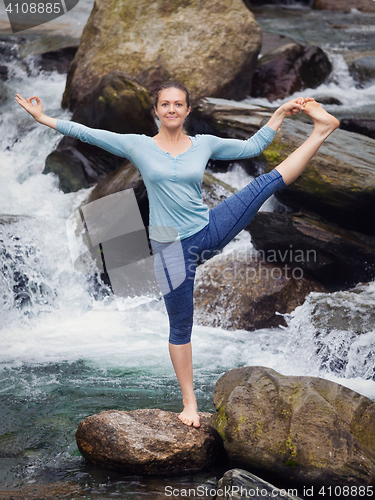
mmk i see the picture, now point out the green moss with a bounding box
[214,406,228,442]
[262,140,291,170]
[285,459,298,468]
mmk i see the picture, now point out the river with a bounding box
[0,2,374,499]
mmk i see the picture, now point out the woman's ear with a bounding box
[154,107,159,120]
[186,106,191,116]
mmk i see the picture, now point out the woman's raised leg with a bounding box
[275,100,339,185]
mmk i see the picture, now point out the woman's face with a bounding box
[154,88,191,129]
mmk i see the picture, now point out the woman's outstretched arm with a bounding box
[207,97,308,161]
[15,94,57,129]
[15,93,136,159]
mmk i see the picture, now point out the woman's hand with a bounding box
[279,97,305,116]
[267,97,316,131]
[15,94,44,121]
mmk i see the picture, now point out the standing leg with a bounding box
[168,341,200,427]
[151,234,202,428]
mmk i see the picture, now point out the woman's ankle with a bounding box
[182,395,197,408]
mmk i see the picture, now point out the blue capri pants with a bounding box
[150,169,287,345]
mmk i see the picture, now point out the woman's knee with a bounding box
[169,324,193,345]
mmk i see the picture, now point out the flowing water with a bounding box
[0,2,375,498]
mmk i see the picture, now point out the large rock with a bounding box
[251,43,332,101]
[349,56,375,86]
[193,248,326,331]
[288,282,375,379]
[187,97,375,236]
[215,469,303,500]
[247,211,375,291]
[340,118,375,139]
[44,72,157,193]
[262,119,375,236]
[75,409,224,475]
[211,366,375,487]
[62,0,262,110]
[313,0,375,13]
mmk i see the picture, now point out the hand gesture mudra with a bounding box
[15,94,43,121]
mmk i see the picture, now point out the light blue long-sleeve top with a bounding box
[56,119,276,242]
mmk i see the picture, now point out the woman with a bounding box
[15,82,339,429]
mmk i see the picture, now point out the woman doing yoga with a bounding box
[15,82,339,429]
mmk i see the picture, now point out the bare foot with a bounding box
[178,402,201,428]
[302,99,340,135]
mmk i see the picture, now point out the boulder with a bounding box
[251,43,332,101]
[193,248,326,331]
[85,162,149,227]
[262,120,375,236]
[37,46,77,74]
[349,56,375,86]
[314,95,342,106]
[290,282,375,378]
[44,72,157,193]
[313,0,375,13]
[215,469,303,500]
[259,32,297,57]
[62,0,262,111]
[210,366,375,486]
[340,118,375,139]
[247,211,375,290]
[0,482,83,500]
[75,409,224,475]
[187,97,375,236]
[0,64,7,81]
[201,172,236,209]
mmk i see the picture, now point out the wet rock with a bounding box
[187,97,375,236]
[37,46,78,74]
[340,118,375,140]
[211,366,375,487]
[215,469,303,500]
[251,43,332,101]
[259,32,297,57]
[0,64,8,81]
[44,72,156,193]
[313,0,375,13]
[247,211,375,290]
[349,56,375,86]
[85,162,149,227]
[0,482,82,499]
[187,97,273,139]
[262,119,375,236]
[193,248,326,331]
[299,282,375,378]
[201,172,236,209]
[314,95,342,105]
[62,0,262,110]
[75,409,225,475]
